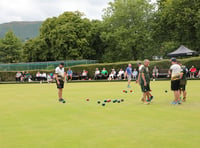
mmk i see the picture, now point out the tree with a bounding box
[88,20,106,62]
[101,0,154,62]
[0,30,22,63]
[39,11,95,61]
[23,37,48,62]
[152,0,200,55]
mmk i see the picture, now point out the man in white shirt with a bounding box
[169,58,182,105]
[108,69,116,80]
[55,62,66,103]
[94,68,100,79]
[42,72,47,81]
[15,71,22,82]
[117,69,124,79]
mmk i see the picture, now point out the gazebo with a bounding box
[167,45,199,57]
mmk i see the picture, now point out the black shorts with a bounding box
[179,85,186,91]
[56,79,64,89]
[171,80,180,91]
[179,79,187,91]
[140,83,150,92]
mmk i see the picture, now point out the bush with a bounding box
[70,57,200,78]
[0,70,55,81]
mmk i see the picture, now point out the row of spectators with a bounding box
[66,68,88,80]
[35,72,54,83]
[94,68,139,80]
[67,67,141,80]
[66,65,200,80]
[15,65,200,82]
[16,71,32,82]
[15,71,54,83]
[154,65,200,79]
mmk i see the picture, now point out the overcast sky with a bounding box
[0,0,114,24]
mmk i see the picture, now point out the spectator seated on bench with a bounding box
[189,66,197,78]
[41,72,47,81]
[94,68,102,80]
[23,71,32,82]
[20,71,25,82]
[66,68,73,81]
[35,71,42,81]
[132,68,138,80]
[50,73,54,79]
[117,69,124,80]
[108,69,116,81]
[47,74,53,83]
[16,71,22,82]
[101,68,108,79]
[80,70,88,80]
[152,66,159,79]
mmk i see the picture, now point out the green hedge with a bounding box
[0,70,55,81]
[70,57,200,78]
[0,57,199,81]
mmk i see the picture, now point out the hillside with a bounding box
[0,21,42,41]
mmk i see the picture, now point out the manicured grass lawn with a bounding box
[0,80,200,148]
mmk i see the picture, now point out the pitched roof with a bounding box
[167,45,198,57]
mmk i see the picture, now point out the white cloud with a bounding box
[0,0,113,24]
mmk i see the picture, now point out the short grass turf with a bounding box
[0,80,200,148]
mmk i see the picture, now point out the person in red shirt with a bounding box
[189,66,196,78]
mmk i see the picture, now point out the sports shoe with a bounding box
[177,100,182,104]
[150,96,154,101]
[59,98,66,103]
[127,85,131,88]
[59,98,64,102]
[171,101,177,105]
[146,99,151,102]
[182,97,186,102]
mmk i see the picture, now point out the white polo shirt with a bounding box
[170,64,182,80]
[55,66,65,79]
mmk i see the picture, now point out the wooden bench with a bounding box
[158,69,169,78]
[72,73,80,80]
